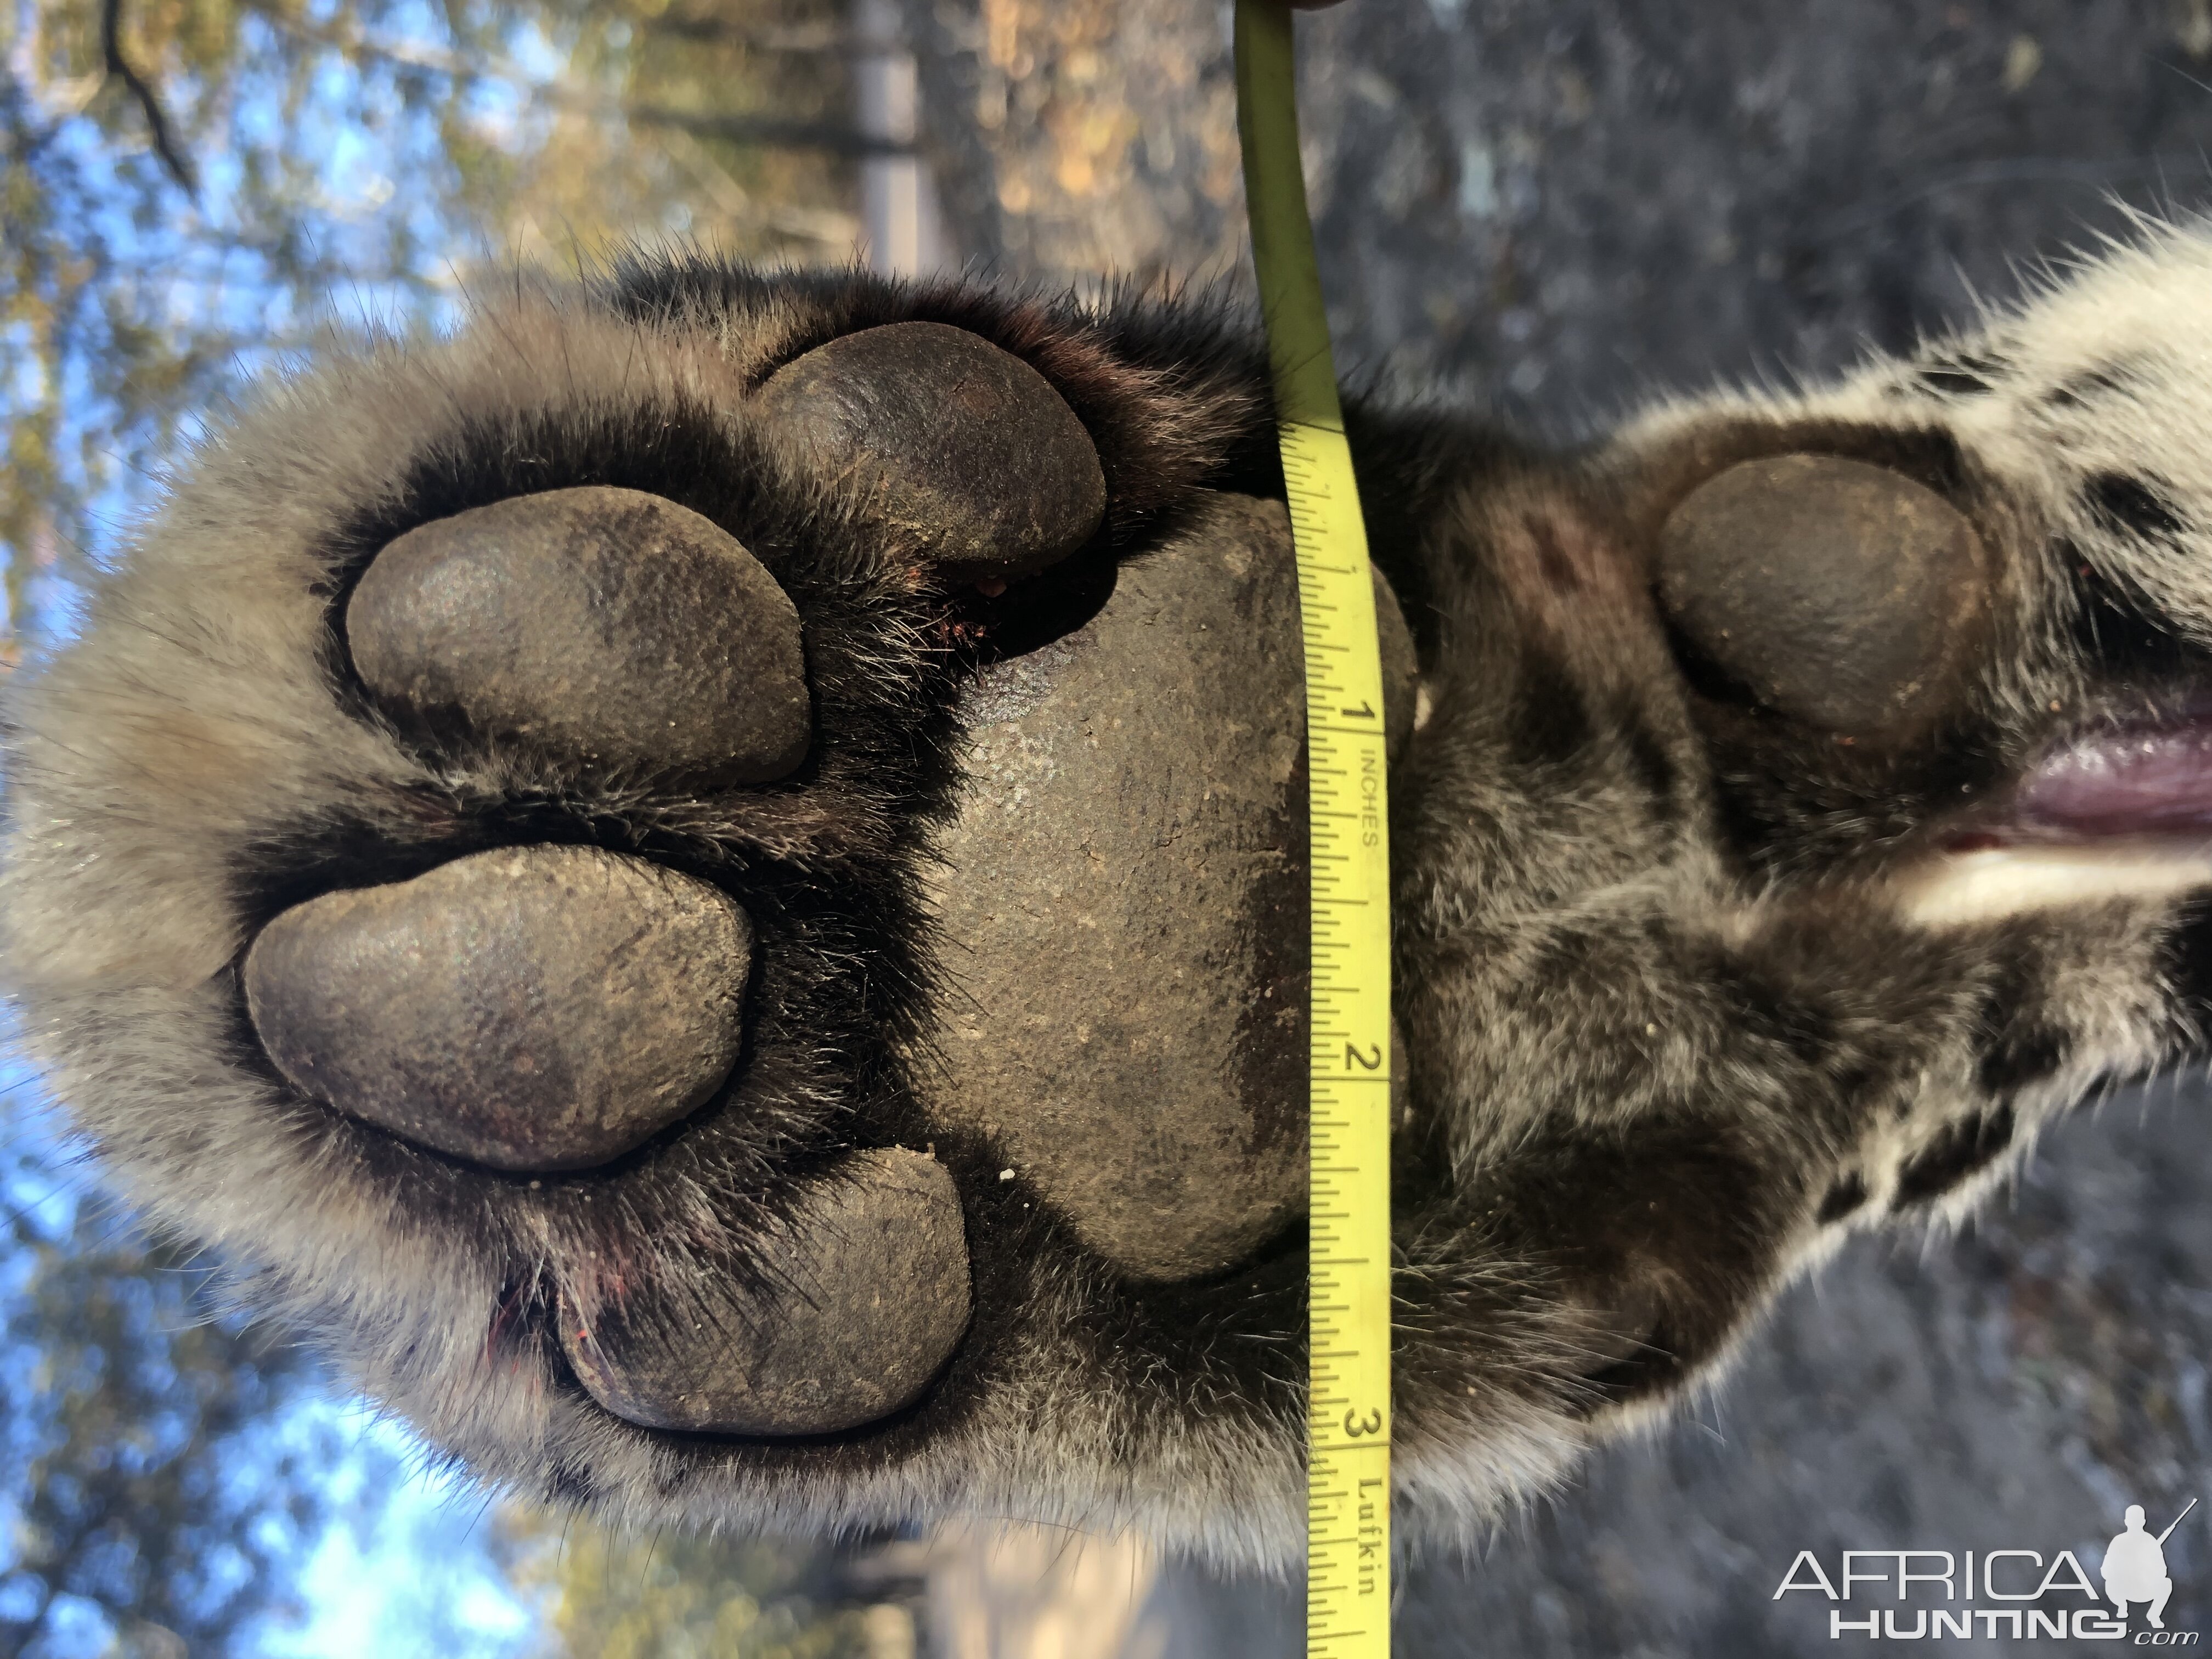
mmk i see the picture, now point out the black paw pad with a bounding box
[560,1148,969,1436]
[1658,455,1989,737]
[347,487,810,783]
[917,495,1317,1282]
[244,845,749,1171]
[755,321,1107,580]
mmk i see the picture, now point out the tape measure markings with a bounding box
[1234,5,1395,1656]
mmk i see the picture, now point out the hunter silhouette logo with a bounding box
[1773,1496,2202,1641]
[2106,1501,2197,1632]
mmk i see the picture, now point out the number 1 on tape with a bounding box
[1233,5,1393,1655]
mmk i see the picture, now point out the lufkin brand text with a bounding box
[1774,1551,2198,1643]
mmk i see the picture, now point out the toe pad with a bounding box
[244,845,749,1171]
[348,487,810,783]
[1658,455,1989,736]
[756,321,1106,580]
[560,1147,970,1436]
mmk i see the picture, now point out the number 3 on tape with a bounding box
[1234,4,1394,1656]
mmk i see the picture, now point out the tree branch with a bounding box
[99,0,196,195]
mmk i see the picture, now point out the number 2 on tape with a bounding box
[1233,5,1394,1656]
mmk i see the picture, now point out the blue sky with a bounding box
[0,7,596,1650]
[1,1056,555,1657]
[264,1407,546,1659]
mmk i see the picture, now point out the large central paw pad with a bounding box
[918,494,1328,1282]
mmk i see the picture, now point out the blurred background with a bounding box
[7,1,2212,1653]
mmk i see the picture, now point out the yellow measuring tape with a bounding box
[1234,5,1393,1654]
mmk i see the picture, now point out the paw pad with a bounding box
[560,1147,968,1435]
[348,487,810,783]
[243,845,749,1171]
[756,321,1107,579]
[918,494,1323,1281]
[1657,454,1988,736]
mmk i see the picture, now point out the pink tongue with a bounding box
[2018,718,2212,836]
